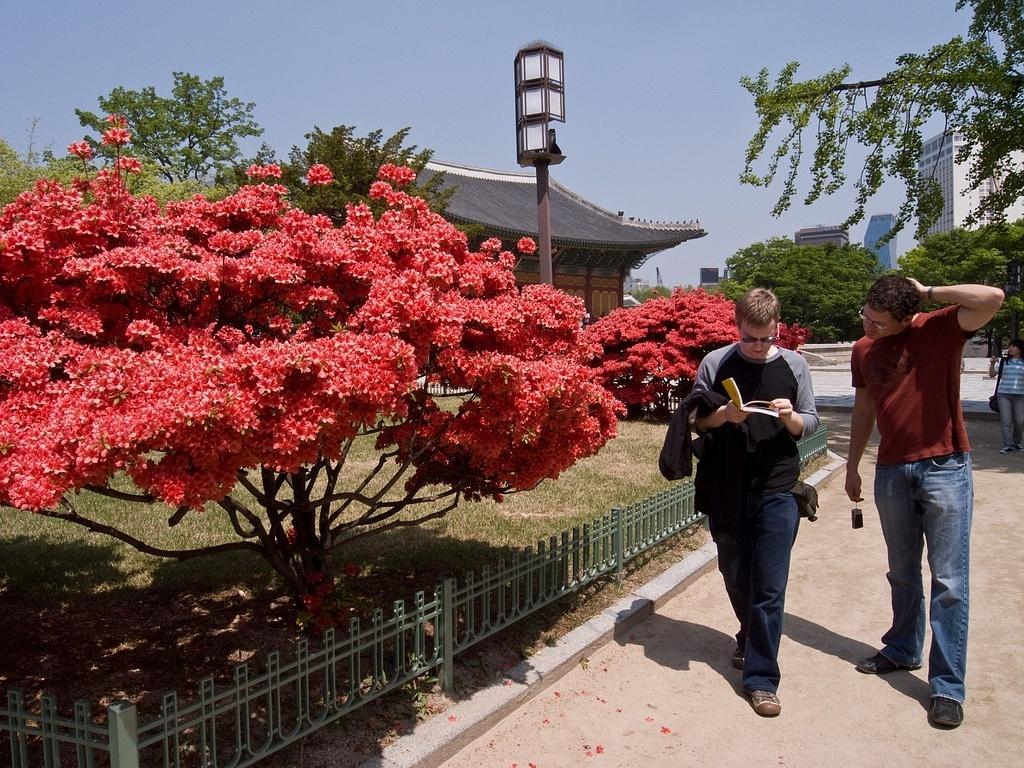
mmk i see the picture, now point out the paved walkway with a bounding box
[362,367,1021,768]
[810,357,999,415]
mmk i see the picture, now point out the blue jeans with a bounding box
[873,453,973,702]
[996,393,1024,449]
[716,491,800,694]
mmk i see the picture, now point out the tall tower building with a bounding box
[917,130,1024,236]
[863,213,896,270]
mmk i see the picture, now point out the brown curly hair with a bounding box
[865,275,921,321]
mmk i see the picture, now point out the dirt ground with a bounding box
[433,413,1024,768]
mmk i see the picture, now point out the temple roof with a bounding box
[422,161,706,264]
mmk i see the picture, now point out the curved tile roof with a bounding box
[423,161,706,253]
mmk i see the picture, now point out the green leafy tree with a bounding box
[1,140,100,206]
[217,141,280,190]
[75,72,263,182]
[899,219,1024,344]
[0,139,39,206]
[741,0,1023,237]
[280,125,451,222]
[633,285,671,303]
[718,237,882,341]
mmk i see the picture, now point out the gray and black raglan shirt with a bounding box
[693,344,819,495]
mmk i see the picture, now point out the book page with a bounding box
[722,378,779,417]
[741,404,780,417]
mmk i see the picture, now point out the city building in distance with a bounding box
[794,225,849,247]
[863,213,896,270]
[624,275,651,296]
[917,130,1024,236]
[699,267,720,288]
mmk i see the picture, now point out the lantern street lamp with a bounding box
[515,41,565,286]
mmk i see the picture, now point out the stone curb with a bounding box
[361,454,847,768]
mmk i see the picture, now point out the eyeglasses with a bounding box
[740,334,777,344]
[858,307,889,331]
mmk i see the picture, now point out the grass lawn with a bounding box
[0,418,678,600]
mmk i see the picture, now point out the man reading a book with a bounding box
[691,288,818,717]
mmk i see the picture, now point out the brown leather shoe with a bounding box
[749,690,781,717]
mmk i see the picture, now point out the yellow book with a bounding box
[722,377,779,417]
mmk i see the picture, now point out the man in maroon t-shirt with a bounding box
[845,275,1003,729]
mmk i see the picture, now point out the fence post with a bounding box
[612,507,625,578]
[107,700,139,768]
[440,578,456,696]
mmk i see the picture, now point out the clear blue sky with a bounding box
[2,0,969,287]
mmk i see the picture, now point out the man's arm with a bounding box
[845,386,876,503]
[907,277,1005,332]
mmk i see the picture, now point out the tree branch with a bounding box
[333,494,461,549]
[832,77,896,92]
[85,484,155,504]
[36,505,262,560]
[167,506,189,526]
[217,495,265,540]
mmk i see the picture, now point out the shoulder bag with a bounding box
[990,357,1004,412]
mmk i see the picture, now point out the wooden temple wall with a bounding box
[514,267,624,320]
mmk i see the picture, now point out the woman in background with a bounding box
[989,338,1024,454]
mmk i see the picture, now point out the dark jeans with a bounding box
[716,491,800,694]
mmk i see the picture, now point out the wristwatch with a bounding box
[927,286,934,300]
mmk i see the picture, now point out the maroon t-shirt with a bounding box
[851,305,971,465]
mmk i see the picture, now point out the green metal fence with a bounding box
[2,427,828,768]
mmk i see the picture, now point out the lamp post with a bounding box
[514,41,565,286]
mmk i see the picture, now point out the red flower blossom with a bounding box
[377,163,417,186]
[582,288,741,419]
[116,156,143,174]
[67,141,93,160]
[101,127,132,147]
[246,163,282,179]
[516,237,537,255]
[105,114,128,127]
[305,163,334,186]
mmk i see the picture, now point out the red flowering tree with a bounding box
[0,136,618,612]
[583,289,809,419]
[775,321,811,350]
